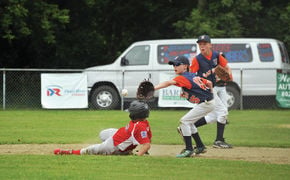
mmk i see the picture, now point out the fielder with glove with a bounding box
[155,55,215,158]
[190,34,233,149]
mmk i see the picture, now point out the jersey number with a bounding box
[193,77,208,90]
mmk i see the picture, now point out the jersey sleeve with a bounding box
[190,57,199,73]
[173,76,192,89]
[218,54,228,67]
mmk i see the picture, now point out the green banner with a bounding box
[276,72,290,108]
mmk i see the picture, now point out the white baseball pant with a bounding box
[179,99,215,136]
[205,87,228,124]
[81,128,118,155]
[99,128,118,142]
[80,137,119,155]
[215,86,228,108]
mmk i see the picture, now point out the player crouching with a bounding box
[54,100,152,156]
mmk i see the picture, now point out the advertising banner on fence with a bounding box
[276,72,290,108]
[158,72,195,108]
[41,73,88,109]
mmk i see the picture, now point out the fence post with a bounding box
[121,70,125,111]
[2,69,6,110]
[240,68,243,110]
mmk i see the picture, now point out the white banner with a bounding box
[158,72,195,108]
[41,73,88,109]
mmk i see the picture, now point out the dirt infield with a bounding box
[0,144,289,164]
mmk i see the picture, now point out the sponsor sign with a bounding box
[276,72,290,108]
[41,73,88,109]
[158,72,195,108]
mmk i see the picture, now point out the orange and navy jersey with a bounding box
[174,72,213,104]
[190,51,228,73]
[112,120,151,151]
[190,51,228,86]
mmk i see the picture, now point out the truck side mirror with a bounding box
[121,57,129,66]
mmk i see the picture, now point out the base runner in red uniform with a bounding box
[54,100,152,156]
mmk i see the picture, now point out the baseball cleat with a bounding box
[194,146,207,154]
[179,149,186,154]
[54,148,72,155]
[54,149,61,155]
[176,150,194,158]
[213,140,233,148]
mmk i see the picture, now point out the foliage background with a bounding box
[1,0,289,68]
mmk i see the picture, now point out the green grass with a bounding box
[0,109,290,147]
[0,109,290,179]
[0,155,289,180]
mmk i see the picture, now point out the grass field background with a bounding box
[0,109,290,179]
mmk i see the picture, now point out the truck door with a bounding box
[120,45,152,98]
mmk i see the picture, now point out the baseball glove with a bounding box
[214,65,232,82]
[136,80,155,100]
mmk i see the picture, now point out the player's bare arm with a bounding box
[136,143,151,156]
[154,80,176,90]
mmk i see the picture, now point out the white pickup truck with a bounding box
[84,38,290,110]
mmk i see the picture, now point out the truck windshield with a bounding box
[123,45,150,65]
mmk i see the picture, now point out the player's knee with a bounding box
[217,116,227,124]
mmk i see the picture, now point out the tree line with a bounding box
[1,0,289,69]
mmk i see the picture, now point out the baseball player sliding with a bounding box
[54,100,152,156]
[154,55,215,158]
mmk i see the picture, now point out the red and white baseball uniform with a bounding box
[80,120,151,155]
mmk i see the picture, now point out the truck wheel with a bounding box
[226,86,240,110]
[90,85,120,110]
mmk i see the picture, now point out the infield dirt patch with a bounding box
[0,144,289,164]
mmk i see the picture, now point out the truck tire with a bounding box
[90,85,120,110]
[226,85,240,110]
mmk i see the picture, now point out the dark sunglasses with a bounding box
[172,63,184,67]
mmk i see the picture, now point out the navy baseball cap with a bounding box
[196,35,211,43]
[168,56,190,66]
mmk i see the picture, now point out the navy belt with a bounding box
[215,80,226,87]
[215,84,225,87]
[199,97,213,104]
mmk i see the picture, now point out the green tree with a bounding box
[1,0,196,68]
[1,0,288,68]
[173,0,290,53]
[48,0,197,68]
[280,4,290,45]
[0,0,69,67]
[257,1,290,50]
[174,0,262,37]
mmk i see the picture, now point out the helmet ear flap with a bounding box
[129,114,135,120]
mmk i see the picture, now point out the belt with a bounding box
[215,80,226,87]
[199,97,213,104]
[215,84,225,87]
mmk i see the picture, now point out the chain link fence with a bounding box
[0,68,279,110]
[0,69,83,110]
